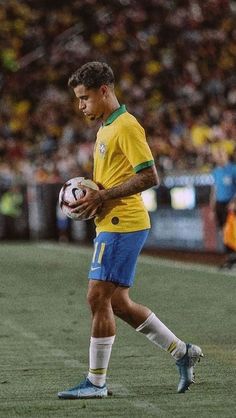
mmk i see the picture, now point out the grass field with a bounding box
[0,242,236,418]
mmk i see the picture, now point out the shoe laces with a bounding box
[69,378,90,391]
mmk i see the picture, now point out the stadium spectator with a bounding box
[0,184,24,239]
[0,0,235,187]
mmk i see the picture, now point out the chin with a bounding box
[87,114,95,120]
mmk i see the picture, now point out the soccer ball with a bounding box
[59,176,99,220]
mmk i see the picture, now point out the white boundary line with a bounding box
[3,319,84,368]
[36,242,236,277]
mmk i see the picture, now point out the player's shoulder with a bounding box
[118,111,144,132]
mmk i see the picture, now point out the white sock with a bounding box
[136,312,186,360]
[87,336,115,387]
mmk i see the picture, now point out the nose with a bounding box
[79,100,86,110]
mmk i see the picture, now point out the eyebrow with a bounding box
[78,95,88,99]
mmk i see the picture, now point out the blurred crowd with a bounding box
[0,0,236,188]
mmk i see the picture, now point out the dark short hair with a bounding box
[68,61,114,89]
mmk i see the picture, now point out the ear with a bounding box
[100,85,108,97]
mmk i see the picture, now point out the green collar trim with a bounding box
[104,104,126,126]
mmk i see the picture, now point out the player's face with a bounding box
[74,85,106,121]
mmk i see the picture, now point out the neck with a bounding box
[102,96,120,123]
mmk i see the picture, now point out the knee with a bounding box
[87,286,111,313]
[87,287,101,310]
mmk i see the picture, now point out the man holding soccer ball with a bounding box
[58,62,203,399]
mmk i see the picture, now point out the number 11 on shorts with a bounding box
[92,242,106,265]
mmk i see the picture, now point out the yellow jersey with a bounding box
[93,105,154,233]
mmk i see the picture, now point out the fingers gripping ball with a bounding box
[59,177,99,220]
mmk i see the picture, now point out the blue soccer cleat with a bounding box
[58,378,108,399]
[176,343,203,393]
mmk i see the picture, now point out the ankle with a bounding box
[170,341,186,360]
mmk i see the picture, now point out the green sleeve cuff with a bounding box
[133,160,154,173]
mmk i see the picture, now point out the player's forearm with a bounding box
[99,166,159,202]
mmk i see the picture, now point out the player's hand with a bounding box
[69,186,103,220]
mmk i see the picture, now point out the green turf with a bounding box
[0,242,235,418]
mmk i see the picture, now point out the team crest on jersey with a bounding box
[98,142,107,156]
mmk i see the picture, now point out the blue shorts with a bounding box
[88,230,149,287]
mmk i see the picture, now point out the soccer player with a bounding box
[58,62,203,399]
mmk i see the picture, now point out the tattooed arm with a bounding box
[99,165,159,202]
[70,166,159,219]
